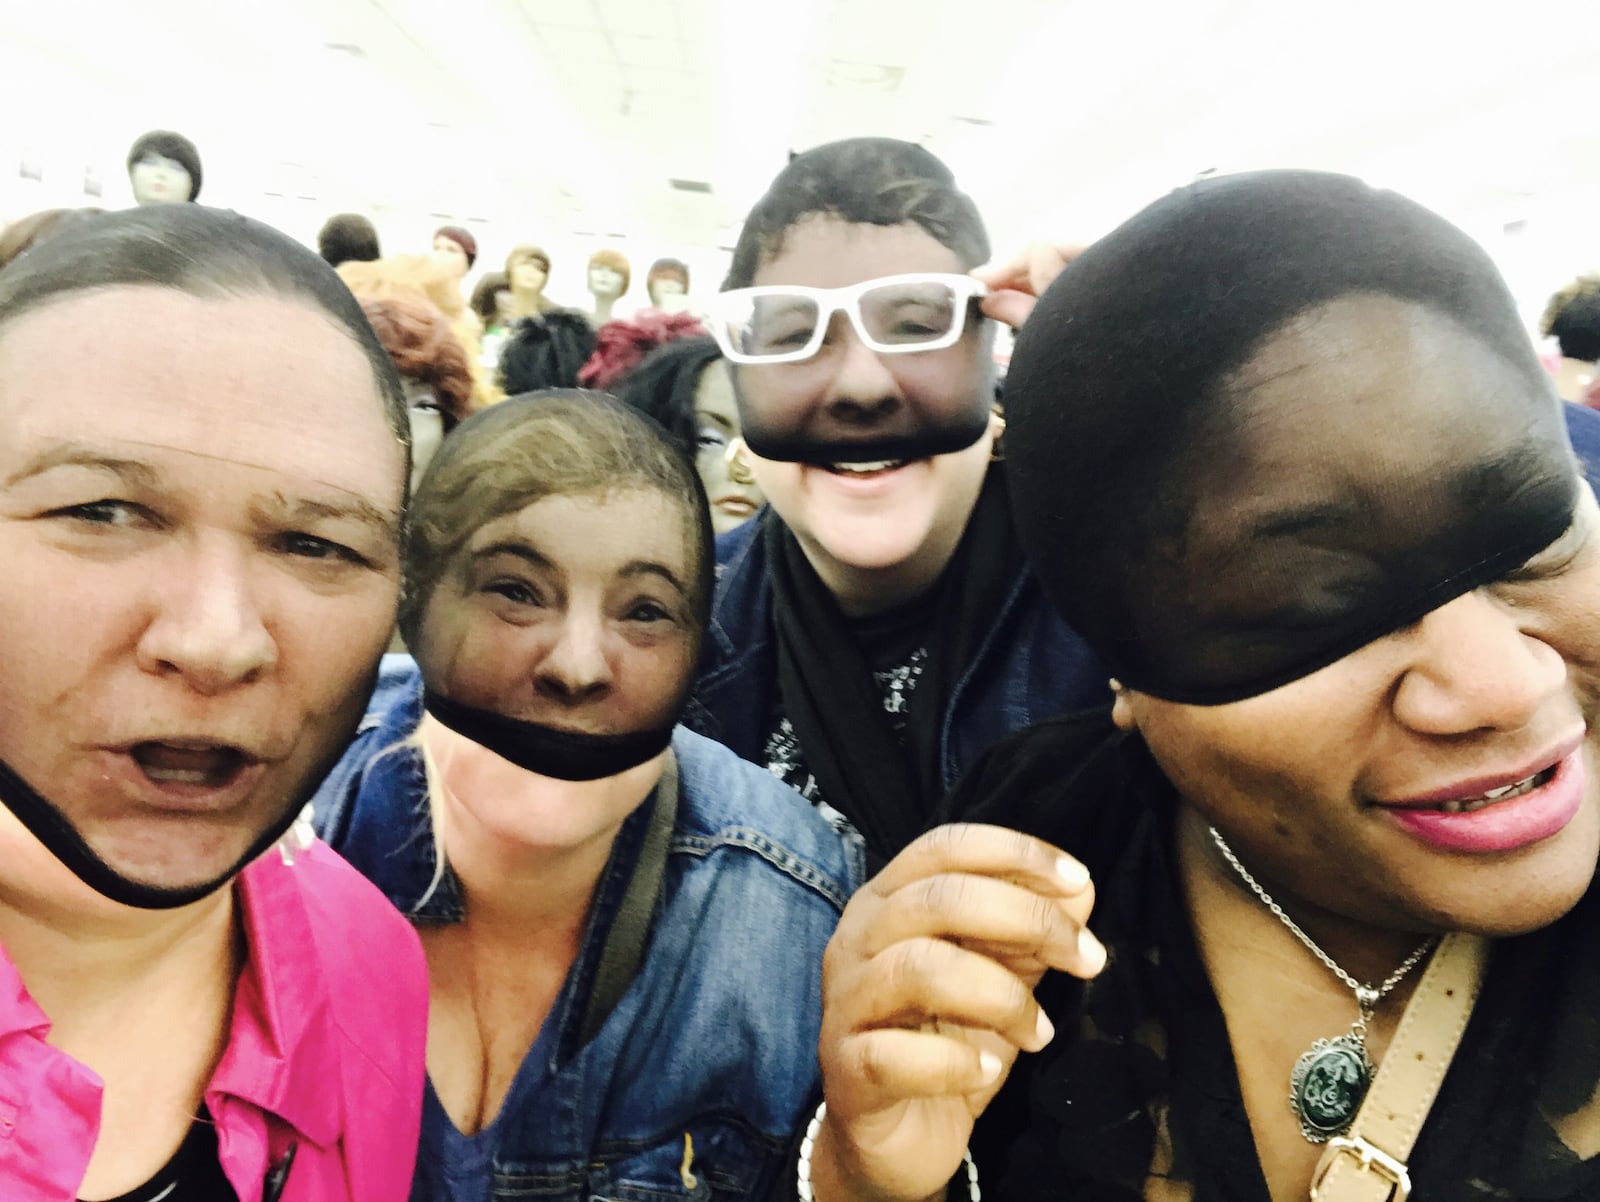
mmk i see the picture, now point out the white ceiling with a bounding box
[4,0,1600,321]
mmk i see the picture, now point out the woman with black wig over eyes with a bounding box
[312,392,859,1202]
[799,171,1600,1202]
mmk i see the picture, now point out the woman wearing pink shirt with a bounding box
[0,205,428,1200]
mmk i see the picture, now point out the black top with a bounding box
[956,711,1600,1201]
[83,1113,238,1202]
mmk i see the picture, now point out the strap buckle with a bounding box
[1310,1135,1412,1202]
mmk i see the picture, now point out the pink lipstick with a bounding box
[1381,738,1586,854]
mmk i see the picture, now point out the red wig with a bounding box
[578,310,708,393]
[358,297,475,424]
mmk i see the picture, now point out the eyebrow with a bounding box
[619,560,689,596]
[1244,498,1366,540]
[256,492,401,543]
[474,542,688,596]
[4,445,160,490]
[474,541,553,570]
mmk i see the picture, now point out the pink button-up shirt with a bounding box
[0,841,428,1201]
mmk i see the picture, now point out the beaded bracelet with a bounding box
[797,1101,980,1202]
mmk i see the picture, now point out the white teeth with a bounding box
[829,459,903,473]
[1481,776,1534,800]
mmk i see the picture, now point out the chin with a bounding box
[1420,823,1600,938]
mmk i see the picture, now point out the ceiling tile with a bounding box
[595,0,680,39]
[623,64,707,97]
[536,23,616,63]
[518,0,604,26]
[614,34,684,69]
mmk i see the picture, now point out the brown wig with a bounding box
[433,225,477,268]
[469,271,509,324]
[397,390,714,647]
[587,247,631,292]
[647,257,689,302]
[358,297,475,426]
[505,244,551,278]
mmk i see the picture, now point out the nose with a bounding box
[136,540,277,694]
[1391,589,1567,736]
[822,317,904,427]
[535,610,614,703]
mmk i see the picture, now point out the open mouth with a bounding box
[822,459,908,478]
[129,741,251,788]
[1425,765,1557,814]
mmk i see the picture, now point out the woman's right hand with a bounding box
[810,824,1106,1202]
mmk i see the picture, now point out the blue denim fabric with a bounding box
[313,657,862,1202]
[688,514,1109,802]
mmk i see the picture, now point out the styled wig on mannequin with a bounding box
[578,310,708,393]
[497,310,598,394]
[1543,274,1600,363]
[318,213,381,267]
[358,296,474,427]
[125,130,203,201]
[588,247,631,293]
[617,334,724,459]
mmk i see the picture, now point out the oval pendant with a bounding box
[1289,1033,1373,1143]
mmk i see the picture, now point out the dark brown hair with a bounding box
[0,209,105,273]
[397,390,714,646]
[724,137,989,290]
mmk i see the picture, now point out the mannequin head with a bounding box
[432,225,477,283]
[506,245,551,297]
[470,271,511,328]
[588,248,631,301]
[1543,275,1600,364]
[317,213,380,268]
[125,131,202,205]
[647,258,690,308]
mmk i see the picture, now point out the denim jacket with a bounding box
[312,657,862,1202]
[688,515,1108,802]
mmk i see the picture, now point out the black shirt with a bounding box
[82,1113,238,1202]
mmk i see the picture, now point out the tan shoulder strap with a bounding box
[1309,931,1490,1202]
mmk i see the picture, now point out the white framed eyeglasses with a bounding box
[708,272,989,365]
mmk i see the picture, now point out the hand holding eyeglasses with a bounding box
[970,241,1090,329]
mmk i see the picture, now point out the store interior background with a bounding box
[6,0,1598,337]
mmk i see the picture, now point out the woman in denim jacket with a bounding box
[313,392,861,1202]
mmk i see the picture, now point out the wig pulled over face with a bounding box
[1003,170,1577,704]
[402,391,714,779]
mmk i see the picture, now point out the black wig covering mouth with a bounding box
[423,690,673,782]
[1002,169,1578,705]
[0,749,325,911]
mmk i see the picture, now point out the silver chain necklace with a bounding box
[1208,826,1436,1143]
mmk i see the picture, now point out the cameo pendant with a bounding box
[1288,1031,1373,1143]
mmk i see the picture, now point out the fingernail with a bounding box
[1056,857,1090,890]
[979,1051,1002,1082]
[1078,927,1107,974]
[1035,1009,1055,1046]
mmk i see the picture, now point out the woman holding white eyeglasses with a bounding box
[687,138,1107,868]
